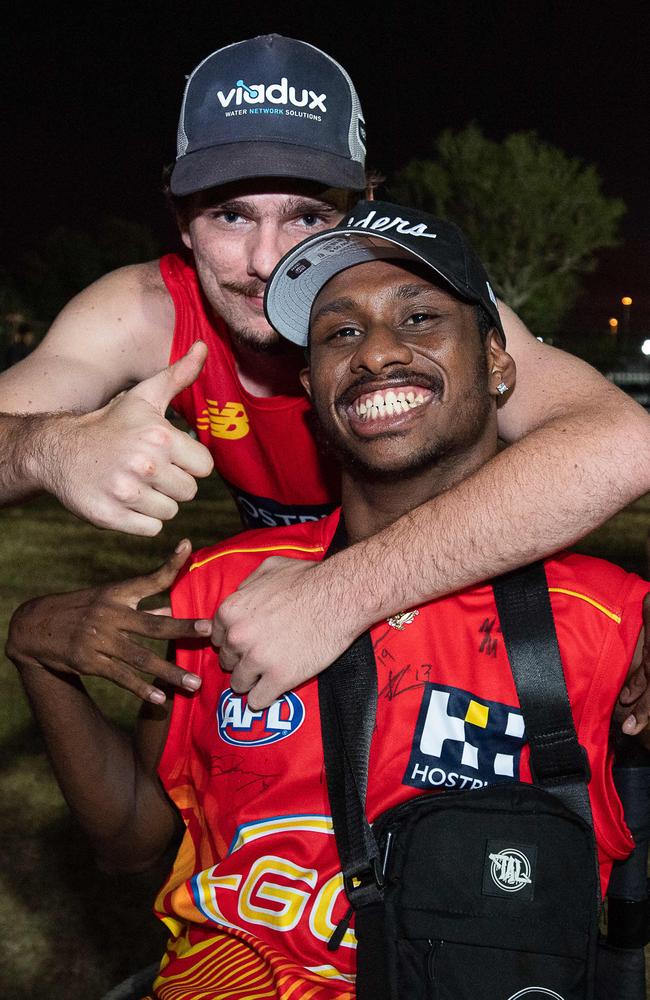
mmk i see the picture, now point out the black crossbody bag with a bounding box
[318,538,603,999]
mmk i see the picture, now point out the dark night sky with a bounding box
[4,0,649,328]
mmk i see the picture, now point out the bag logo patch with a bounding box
[483,839,537,901]
[403,683,526,791]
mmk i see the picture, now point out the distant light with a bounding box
[608,317,619,330]
[621,296,633,306]
[642,339,650,356]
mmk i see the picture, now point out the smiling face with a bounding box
[301,260,515,482]
[179,179,350,352]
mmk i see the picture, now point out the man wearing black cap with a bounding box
[9,202,649,999]
[0,35,648,726]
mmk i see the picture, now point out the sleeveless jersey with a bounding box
[162,253,340,529]
[154,511,648,1000]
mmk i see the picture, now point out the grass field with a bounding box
[0,478,648,999]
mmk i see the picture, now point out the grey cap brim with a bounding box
[170,142,366,195]
[265,231,478,347]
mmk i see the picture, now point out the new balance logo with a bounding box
[196,400,249,440]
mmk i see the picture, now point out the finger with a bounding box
[621,713,643,736]
[123,486,180,523]
[211,618,226,648]
[229,663,257,693]
[168,428,214,479]
[107,633,203,692]
[95,507,164,537]
[218,646,239,673]
[84,651,170,704]
[114,540,193,603]
[145,463,201,504]
[148,606,172,616]
[246,676,278,710]
[132,341,208,415]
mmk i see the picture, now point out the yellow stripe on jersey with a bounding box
[230,816,334,854]
[549,587,622,624]
[189,544,325,572]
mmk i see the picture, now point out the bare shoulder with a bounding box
[51,259,174,364]
[0,260,177,412]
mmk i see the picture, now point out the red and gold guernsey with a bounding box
[162,253,340,529]
[154,511,649,1000]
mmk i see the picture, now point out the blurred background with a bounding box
[1,1,649,996]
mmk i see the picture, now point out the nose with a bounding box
[246,221,287,282]
[350,323,413,375]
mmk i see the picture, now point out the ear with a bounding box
[486,331,516,400]
[179,221,192,251]
[299,365,312,399]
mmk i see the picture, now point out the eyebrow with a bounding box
[312,283,451,323]
[311,297,360,324]
[205,196,342,218]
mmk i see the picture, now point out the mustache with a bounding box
[221,279,267,298]
[336,368,444,409]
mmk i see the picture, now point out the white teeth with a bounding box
[354,388,430,419]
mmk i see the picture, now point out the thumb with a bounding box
[132,341,208,413]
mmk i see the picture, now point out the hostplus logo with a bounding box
[403,683,526,791]
[217,77,327,118]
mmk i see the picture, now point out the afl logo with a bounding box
[489,848,532,892]
[217,689,305,747]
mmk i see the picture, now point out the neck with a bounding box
[230,337,306,397]
[341,429,498,544]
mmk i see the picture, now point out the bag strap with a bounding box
[320,515,384,914]
[491,561,593,827]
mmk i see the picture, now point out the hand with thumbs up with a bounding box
[34,341,214,534]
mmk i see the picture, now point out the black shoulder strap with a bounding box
[492,561,594,829]
[319,515,383,913]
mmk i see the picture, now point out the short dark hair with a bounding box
[476,303,496,343]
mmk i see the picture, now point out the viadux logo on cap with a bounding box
[217,78,327,112]
[217,688,305,747]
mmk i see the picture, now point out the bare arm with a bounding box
[213,305,650,707]
[5,544,202,871]
[0,263,213,533]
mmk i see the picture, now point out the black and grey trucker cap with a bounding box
[170,34,367,196]
[265,200,505,347]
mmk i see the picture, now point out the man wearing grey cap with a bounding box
[9,201,649,999]
[0,35,648,728]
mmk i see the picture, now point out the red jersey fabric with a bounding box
[153,511,649,1000]
[162,252,340,529]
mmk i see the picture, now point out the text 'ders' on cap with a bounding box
[264,200,505,347]
[171,34,366,195]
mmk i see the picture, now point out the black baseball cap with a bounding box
[170,34,367,196]
[265,200,505,347]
